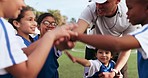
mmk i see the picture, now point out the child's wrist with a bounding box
[111,69,119,76]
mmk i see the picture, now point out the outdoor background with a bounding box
[58,42,138,78]
[24,0,137,78]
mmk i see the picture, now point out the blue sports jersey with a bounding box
[137,51,148,78]
[0,74,13,78]
[87,60,115,78]
[34,35,59,78]
[16,35,33,46]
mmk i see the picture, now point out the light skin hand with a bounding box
[99,71,123,78]
[55,19,89,50]
[49,24,78,41]
[99,72,115,78]
[54,23,78,50]
[64,50,91,67]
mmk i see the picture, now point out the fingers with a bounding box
[52,23,78,40]
[64,50,76,63]
[65,23,78,30]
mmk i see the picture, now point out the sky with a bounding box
[25,0,92,21]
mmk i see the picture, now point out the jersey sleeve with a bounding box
[130,24,148,59]
[123,24,141,35]
[85,60,102,77]
[0,18,27,70]
[79,3,96,25]
[16,36,27,48]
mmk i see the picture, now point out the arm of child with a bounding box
[5,24,78,78]
[64,50,91,67]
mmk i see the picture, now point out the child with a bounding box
[35,13,62,78]
[0,1,77,78]
[72,0,148,78]
[65,50,122,78]
[8,6,37,47]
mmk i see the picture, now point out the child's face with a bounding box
[38,16,57,36]
[96,49,112,66]
[3,0,26,18]
[18,11,37,34]
[126,0,147,25]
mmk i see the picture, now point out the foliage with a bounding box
[47,9,63,26]
[70,18,76,23]
[27,5,76,26]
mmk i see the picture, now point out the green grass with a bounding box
[127,52,138,78]
[58,42,138,78]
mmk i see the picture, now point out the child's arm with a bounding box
[76,34,140,52]
[5,25,78,78]
[64,51,91,67]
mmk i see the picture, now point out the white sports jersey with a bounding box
[130,24,148,78]
[130,24,148,59]
[85,60,102,77]
[0,18,27,75]
[84,60,115,78]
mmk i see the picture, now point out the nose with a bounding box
[102,53,106,56]
[33,21,37,27]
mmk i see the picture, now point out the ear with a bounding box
[13,20,20,28]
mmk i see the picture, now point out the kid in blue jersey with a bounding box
[35,13,62,78]
[65,49,122,78]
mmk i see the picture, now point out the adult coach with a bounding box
[74,0,140,77]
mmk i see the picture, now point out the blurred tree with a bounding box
[62,15,68,25]
[70,18,76,23]
[47,9,63,26]
[34,9,76,26]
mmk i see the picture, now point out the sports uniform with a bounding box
[85,60,115,78]
[130,24,148,78]
[0,18,27,77]
[34,35,62,78]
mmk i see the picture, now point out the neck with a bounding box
[106,6,118,18]
[17,31,31,42]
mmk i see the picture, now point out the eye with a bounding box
[43,21,50,26]
[51,22,57,26]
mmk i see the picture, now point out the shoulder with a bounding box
[118,1,128,16]
[87,3,96,12]
[33,34,40,41]
[89,59,102,65]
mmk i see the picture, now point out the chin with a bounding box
[13,15,19,19]
[131,22,138,25]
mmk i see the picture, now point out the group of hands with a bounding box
[49,23,78,51]
[48,23,123,78]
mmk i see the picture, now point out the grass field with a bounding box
[58,42,138,78]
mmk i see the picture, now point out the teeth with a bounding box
[31,27,36,31]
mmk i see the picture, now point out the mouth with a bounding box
[30,27,36,31]
[46,27,55,30]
